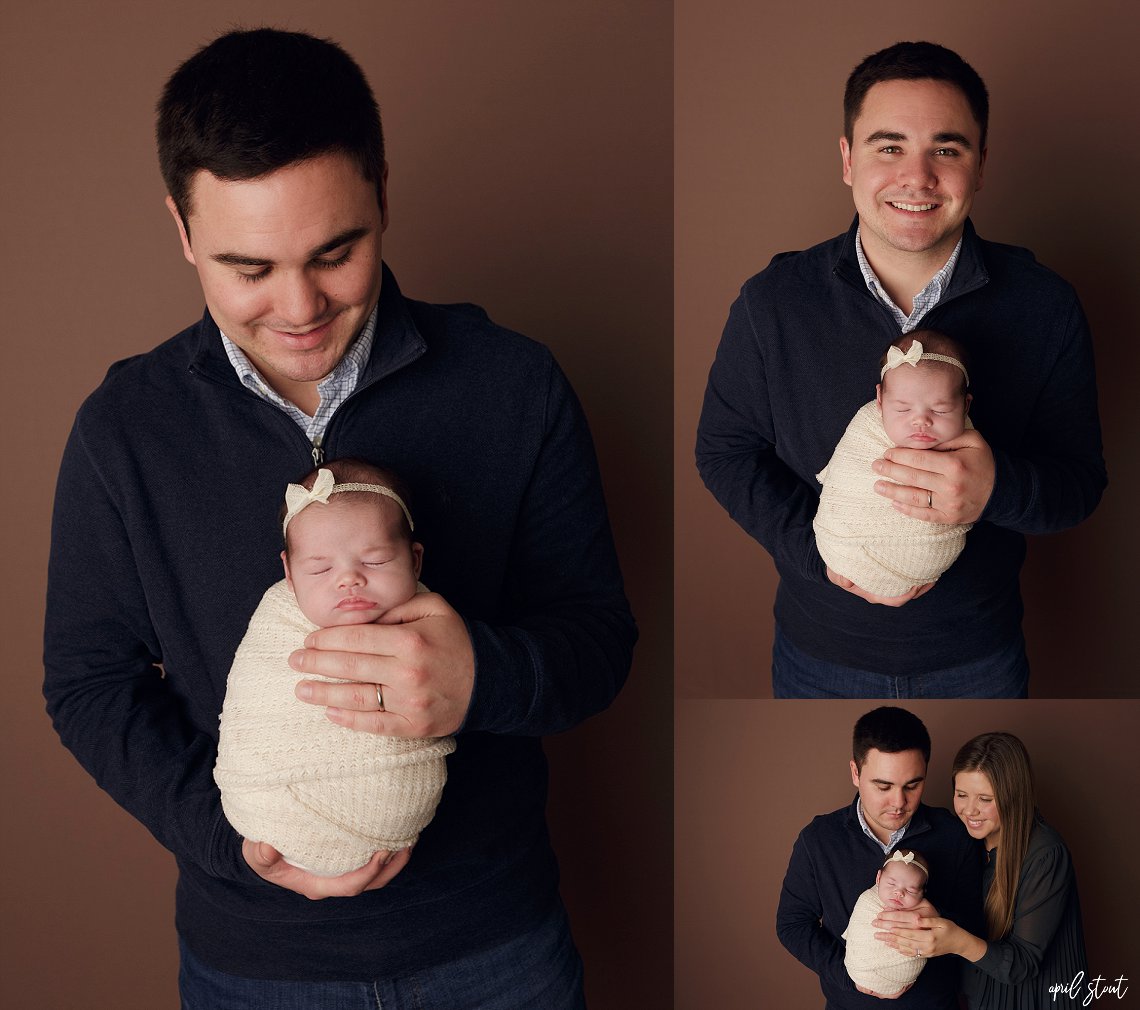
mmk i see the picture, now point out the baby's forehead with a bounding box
[881,863,925,882]
[882,361,963,392]
[291,494,408,538]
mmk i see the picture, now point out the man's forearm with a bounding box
[44,424,249,883]
[776,903,849,991]
[459,359,636,736]
[462,603,635,735]
[983,445,1106,534]
[696,298,828,585]
[981,303,1105,534]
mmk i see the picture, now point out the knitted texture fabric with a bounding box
[814,401,973,596]
[214,580,455,875]
[842,887,928,994]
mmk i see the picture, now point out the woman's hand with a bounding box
[872,909,987,962]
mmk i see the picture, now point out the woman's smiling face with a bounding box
[954,769,1002,850]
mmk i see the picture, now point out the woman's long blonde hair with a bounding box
[951,732,1036,940]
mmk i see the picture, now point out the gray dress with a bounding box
[962,817,1086,1009]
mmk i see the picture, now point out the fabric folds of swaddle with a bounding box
[814,401,973,597]
[842,887,928,994]
[214,580,455,875]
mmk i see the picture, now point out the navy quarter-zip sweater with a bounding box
[777,799,984,1009]
[44,266,636,979]
[697,218,1105,674]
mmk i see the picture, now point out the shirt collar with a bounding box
[220,303,378,433]
[856,798,910,855]
[854,225,963,332]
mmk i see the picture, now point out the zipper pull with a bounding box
[311,436,324,466]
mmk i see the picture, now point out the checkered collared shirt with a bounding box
[856,799,910,855]
[855,225,962,333]
[220,304,378,458]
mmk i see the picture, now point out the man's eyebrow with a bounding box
[870,776,925,786]
[310,227,370,257]
[210,227,371,267]
[864,130,907,145]
[863,129,974,150]
[933,131,973,148]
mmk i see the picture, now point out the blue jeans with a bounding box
[772,626,1030,698]
[178,899,585,1010]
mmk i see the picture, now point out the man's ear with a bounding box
[850,759,861,789]
[165,195,196,265]
[379,161,390,233]
[839,136,854,187]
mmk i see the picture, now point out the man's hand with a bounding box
[242,840,411,900]
[855,982,913,1000]
[826,567,935,607]
[290,592,474,737]
[872,429,995,524]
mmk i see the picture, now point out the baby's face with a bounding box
[876,362,970,450]
[283,497,422,628]
[875,862,926,910]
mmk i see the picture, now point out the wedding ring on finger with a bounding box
[927,491,933,509]
[375,684,385,711]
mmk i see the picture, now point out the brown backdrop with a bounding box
[675,0,1140,698]
[0,3,670,1007]
[675,699,1140,1007]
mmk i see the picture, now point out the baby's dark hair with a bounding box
[281,457,415,552]
[879,329,971,395]
[881,848,930,885]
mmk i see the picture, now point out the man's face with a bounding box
[167,152,387,407]
[839,78,986,268]
[849,747,927,844]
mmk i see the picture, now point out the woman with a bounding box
[873,732,1087,1008]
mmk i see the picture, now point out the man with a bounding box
[43,29,635,1007]
[696,42,1105,697]
[776,706,983,1007]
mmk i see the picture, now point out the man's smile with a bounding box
[888,201,939,213]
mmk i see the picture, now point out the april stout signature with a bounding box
[1049,972,1129,1005]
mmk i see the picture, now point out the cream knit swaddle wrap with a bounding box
[214,580,455,875]
[814,401,973,597]
[842,887,928,994]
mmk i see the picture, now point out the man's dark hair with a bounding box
[843,41,989,150]
[852,706,931,769]
[157,28,385,229]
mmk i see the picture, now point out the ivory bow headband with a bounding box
[282,467,414,535]
[883,849,929,876]
[880,340,970,386]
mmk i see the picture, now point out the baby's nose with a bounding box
[338,567,365,587]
